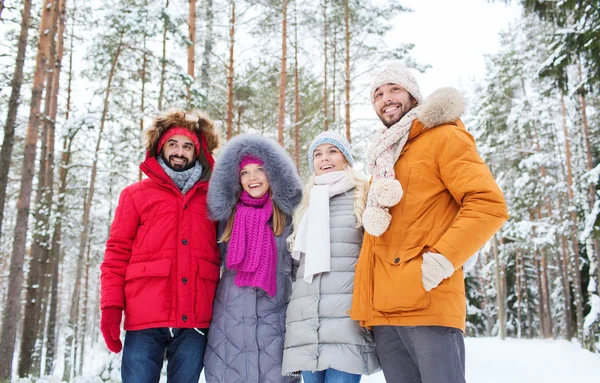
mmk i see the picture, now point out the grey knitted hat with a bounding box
[369,62,423,105]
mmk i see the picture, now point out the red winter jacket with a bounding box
[100,156,220,330]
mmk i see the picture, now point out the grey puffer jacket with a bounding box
[204,221,300,383]
[204,134,302,383]
[282,191,380,375]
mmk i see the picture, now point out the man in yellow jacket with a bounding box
[350,63,509,383]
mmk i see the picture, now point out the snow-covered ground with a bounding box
[18,337,600,382]
[359,337,600,382]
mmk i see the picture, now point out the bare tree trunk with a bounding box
[533,246,547,337]
[226,0,235,140]
[0,0,32,242]
[63,36,123,381]
[0,0,4,21]
[322,0,328,131]
[19,0,62,375]
[577,63,600,300]
[293,0,300,169]
[277,0,288,146]
[516,250,522,338]
[561,94,585,344]
[45,5,76,373]
[523,258,533,338]
[557,235,573,339]
[492,234,505,339]
[332,24,337,125]
[139,32,148,181]
[201,0,213,92]
[540,248,553,337]
[344,0,351,142]
[0,1,55,379]
[76,235,92,376]
[158,0,169,110]
[187,0,196,103]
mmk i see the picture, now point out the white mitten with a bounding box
[421,252,455,292]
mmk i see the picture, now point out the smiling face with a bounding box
[312,143,348,176]
[161,134,196,171]
[373,83,417,128]
[240,163,270,198]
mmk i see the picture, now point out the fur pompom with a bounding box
[363,207,392,237]
[372,178,403,207]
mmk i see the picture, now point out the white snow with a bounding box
[359,337,600,383]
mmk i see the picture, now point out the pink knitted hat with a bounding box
[239,155,263,170]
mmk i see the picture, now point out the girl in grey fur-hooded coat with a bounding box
[204,134,302,383]
[282,132,379,381]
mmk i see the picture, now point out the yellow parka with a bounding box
[350,88,509,331]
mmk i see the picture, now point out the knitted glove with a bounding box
[101,308,123,353]
[421,252,455,292]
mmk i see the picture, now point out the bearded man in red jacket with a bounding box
[100,109,221,382]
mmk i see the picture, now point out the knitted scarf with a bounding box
[363,106,421,236]
[157,157,203,195]
[227,190,277,296]
[292,170,355,283]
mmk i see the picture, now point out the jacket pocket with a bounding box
[124,259,172,325]
[372,245,430,313]
[194,259,221,323]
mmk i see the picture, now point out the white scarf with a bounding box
[292,170,355,283]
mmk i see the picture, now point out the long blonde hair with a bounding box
[286,167,368,251]
[219,191,286,243]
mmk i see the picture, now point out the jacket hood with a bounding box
[144,109,220,179]
[207,134,303,221]
[417,87,465,129]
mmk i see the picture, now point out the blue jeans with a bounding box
[122,327,207,383]
[301,368,361,383]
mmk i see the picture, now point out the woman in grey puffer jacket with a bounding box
[282,132,379,383]
[204,134,302,383]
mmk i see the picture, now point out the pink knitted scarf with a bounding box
[227,190,277,296]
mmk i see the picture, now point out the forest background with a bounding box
[0,0,599,381]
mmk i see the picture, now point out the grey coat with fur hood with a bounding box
[204,134,302,383]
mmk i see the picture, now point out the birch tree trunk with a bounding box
[0,0,32,242]
[0,1,55,378]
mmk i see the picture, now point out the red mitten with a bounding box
[101,308,123,353]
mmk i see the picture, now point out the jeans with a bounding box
[121,327,208,383]
[301,368,361,383]
[373,325,466,383]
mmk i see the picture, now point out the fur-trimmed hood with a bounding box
[144,109,220,175]
[207,134,303,221]
[416,87,465,129]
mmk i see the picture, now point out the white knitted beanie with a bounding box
[369,62,423,105]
